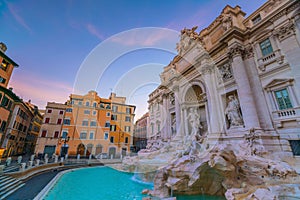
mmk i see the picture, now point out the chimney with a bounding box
[0,42,7,53]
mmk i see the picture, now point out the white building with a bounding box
[147,0,300,166]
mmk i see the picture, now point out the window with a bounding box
[66,108,72,112]
[1,59,9,71]
[125,116,131,122]
[47,109,52,113]
[106,112,110,117]
[82,120,88,126]
[59,110,64,115]
[45,118,50,124]
[92,110,97,116]
[78,101,83,106]
[41,130,47,137]
[106,104,111,109]
[112,105,118,112]
[105,121,110,127]
[126,108,131,114]
[63,118,71,125]
[110,125,116,131]
[252,14,261,24]
[100,103,104,108]
[80,132,87,139]
[57,119,62,124]
[104,132,109,140]
[289,140,300,156]
[85,101,90,107]
[110,136,114,143]
[1,96,8,107]
[71,100,74,105]
[111,114,117,121]
[157,123,160,132]
[125,137,128,144]
[54,131,59,138]
[84,110,90,115]
[125,126,130,132]
[89,132,94,140]
[275,89,293,110]
[93,102,97,107]
[0,121,7,132]
[260,38,273,56]
[0,76,6,84]
[90,121,97,127]
[62,131,68,138]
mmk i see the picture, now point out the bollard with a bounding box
[28,161,33,168]
[6,157,12,166]
[17,156,22,164]
[0,165,4,174]
[36,159,40,166]
[110,154,113,159]
[45,157,49,164]
[30,154,35,161]
[20,163,26,171]
[60,157,64,163]
[77,154,80,160]
[54,155,58,163]
[65,154,68,160]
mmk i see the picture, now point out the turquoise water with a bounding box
[45,167,225,200]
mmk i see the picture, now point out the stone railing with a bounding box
[258,49,284,71]
[272,107,300,121]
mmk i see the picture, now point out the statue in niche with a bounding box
[222,13,232,31]
[188,108,202,136]
[170,93,175,105]
[171,116,176,136]
[225,95,244,128]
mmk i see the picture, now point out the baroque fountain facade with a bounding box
[123,1,300,199]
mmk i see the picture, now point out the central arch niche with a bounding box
[185,85,204,103]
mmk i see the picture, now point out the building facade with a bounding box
[147,0,300,167]
[36,91,136,158]
[34,102,66,157]
[133,112,149,152]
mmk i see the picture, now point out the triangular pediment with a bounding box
[265,78,294,89]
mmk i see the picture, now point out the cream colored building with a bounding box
[148,0,300,167]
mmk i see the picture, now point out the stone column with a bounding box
[183,107,189,136]
[200,59,223,133]
[162,94,168,139]
[228,43,260,129]
[243,45,274,130]
[173,86,181,138]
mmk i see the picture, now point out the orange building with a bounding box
[55,91,136,158]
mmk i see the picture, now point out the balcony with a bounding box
[272,107,300,121]
[257,49,284,71]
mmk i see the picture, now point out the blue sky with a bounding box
[0,0,266,119]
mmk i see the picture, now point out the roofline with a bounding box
[0,51,19,67]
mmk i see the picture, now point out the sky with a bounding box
[0,0,266,120]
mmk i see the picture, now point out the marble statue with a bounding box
[225,95,243,127]
[171,117,176,136]
[188,108,202,136]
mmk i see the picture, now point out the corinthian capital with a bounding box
[228,44,244,59]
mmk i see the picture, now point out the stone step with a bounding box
[0,182,25,200]
[0,176,13,185]
[0,179,19,192]
[3,165,19,173]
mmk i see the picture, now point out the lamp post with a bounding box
[60,135,70,158]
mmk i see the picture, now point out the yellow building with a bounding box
[53,91,136,158]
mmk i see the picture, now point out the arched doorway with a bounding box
[95,144,103,155]
[77,143,85,156]
[108,147,116,159]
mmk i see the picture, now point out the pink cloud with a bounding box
[86,23,105,40]
[7,2,32,33]
[111,28,178,46]
[8,74,73,109]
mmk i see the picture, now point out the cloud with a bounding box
[111,28,178,47]
[8,73,73,109]
[86,23,105,40]
[6,2,32,33]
